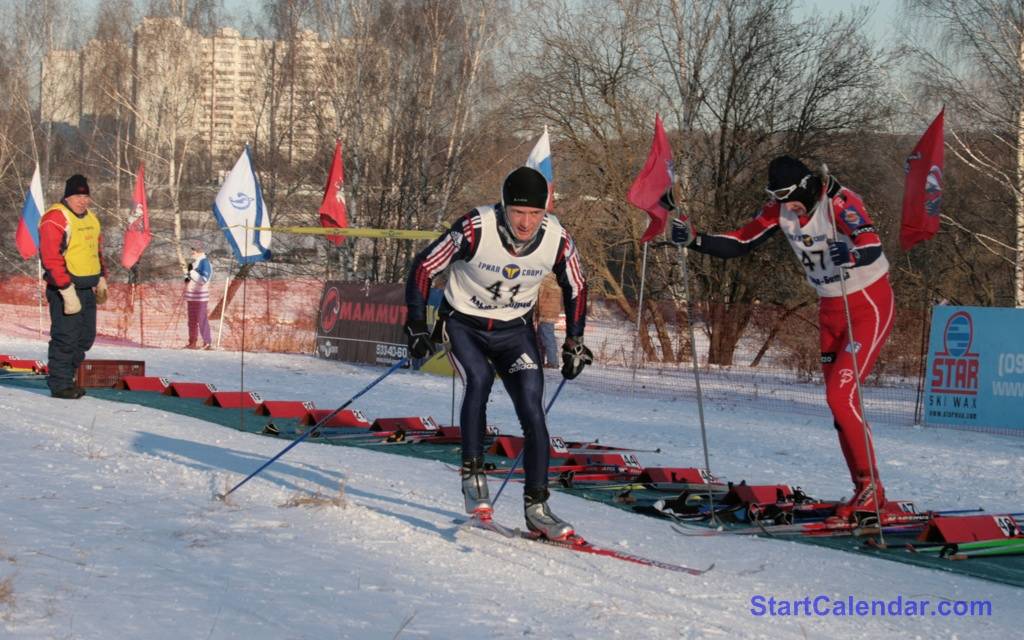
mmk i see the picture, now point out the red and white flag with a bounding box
[121,163,152,269]
[319,141,349,246]
[900,108,944,251]
[627,114,675,243]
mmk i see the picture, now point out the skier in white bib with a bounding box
[671,156,896,523]
[404,167,591,540]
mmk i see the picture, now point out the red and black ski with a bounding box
[461,516,713,576]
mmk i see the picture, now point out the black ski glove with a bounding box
[670,216,695,247]
[828,241,856,267]
[404,317,435,359]
[561,336,593,380]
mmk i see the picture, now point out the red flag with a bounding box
[121,163,152,269]
[900,108,944,251]
[627,115,675,243]
[319,141,349,246]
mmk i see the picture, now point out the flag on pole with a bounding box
[525,126,554,209]
[213,145,272,264]
[900,108,944,252]
[319,140,349,246]
[121,163,152,269]
[15,164,44,259]
[627,114,675,243]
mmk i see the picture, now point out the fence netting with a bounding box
[0,275,927,426]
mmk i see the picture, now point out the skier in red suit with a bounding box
[671,156,895,522]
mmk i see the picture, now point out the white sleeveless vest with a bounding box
[445,206,563,320]
[777,199,888,298]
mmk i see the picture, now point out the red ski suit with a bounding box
[689,186,893,490]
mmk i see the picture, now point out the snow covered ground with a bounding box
[0,334,1021,639]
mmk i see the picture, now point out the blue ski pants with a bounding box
[444,313,549,491]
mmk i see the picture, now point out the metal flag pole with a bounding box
[630,242,649,388]
[676,242,716,522]
[216,271,232,350]
[37,261,44,337]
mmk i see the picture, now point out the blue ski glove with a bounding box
[404,318,435,359]
[670,216,695,248]
[828,241,856,267]
[561,336,593,380]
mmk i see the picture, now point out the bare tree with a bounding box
[509,0,895,365]
[311,0,505,283]
[127,14,210,270]
[903,0,1024,307]
[0,0,74,271]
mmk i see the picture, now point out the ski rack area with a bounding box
[1,355,1021,588]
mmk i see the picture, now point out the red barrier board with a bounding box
[164,382,217,400]
[302,408,371,428]
[255,401,316,418]
[206,392,263,409]
[114,376,169,392]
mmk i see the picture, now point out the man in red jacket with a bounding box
[671,156,895,523]
[39,175,108,399]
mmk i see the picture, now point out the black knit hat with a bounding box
[502,167,548,210]
[767,156,818,211]
[63,174,90,199]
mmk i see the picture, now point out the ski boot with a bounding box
[524,487,574,541]
[461,456,492,520]
[830,477,885,524]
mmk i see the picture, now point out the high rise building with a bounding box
[42,16,338,169]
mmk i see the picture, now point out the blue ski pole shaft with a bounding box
[217,358,408,500]
[491,377,568,507]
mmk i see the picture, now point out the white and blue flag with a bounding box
[213,146,272,264]
[525,126,554,209]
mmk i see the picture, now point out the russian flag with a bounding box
[15,164,44,260]
[525,126,554,209]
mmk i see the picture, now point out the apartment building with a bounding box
[42,16,338,166]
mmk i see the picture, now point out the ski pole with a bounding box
[820,163,885,545]
[491,377,568,508]
[216,357,408,500]
[676,239,717,524]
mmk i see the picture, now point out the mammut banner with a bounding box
[315,282,408,365]
[924,306,1024,433]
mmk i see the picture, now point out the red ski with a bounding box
[671,507,931,538]
[462,516,713,576]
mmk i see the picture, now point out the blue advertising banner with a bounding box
[924,306,1024,433]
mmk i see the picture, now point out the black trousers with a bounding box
[46,285,97,392]
[445,314,549,492]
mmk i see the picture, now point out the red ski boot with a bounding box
[830,478,885,523]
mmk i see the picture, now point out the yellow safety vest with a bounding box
[51,203,102,277]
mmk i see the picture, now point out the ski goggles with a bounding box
[765,174,811,201]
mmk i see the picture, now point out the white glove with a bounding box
[59,286,82,315]
[95,276,108,305]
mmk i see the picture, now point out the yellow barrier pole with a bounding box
[248,226,441,240]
